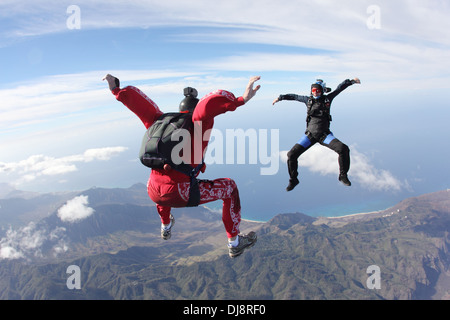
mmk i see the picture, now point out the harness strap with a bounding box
[173,162,204,207]
[306,97,332,123]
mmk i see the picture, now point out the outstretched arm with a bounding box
[192,76,261,122]
[273,94,309,105]
[328,78,361,101]
[103,74,163,129]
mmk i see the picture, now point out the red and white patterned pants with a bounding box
[147,177,241,238]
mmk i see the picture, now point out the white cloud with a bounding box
[57,195,95,223]
[0,222,67,260]
[280,145,405,191]
[349,149,406,191]
[0,70,215,136]
[0,146,127,186]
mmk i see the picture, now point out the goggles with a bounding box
[311,87,322,94]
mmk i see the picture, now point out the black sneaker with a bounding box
[161,215,175,240]
[286,178,299,192]
[339,174,351,186]
[228,232,257,258]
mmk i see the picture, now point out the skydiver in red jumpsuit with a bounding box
[103,74,260,258]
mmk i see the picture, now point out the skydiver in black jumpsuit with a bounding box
[273,78,361,191]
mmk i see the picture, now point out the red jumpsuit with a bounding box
[112,86,244,238]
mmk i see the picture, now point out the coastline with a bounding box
[327,209,386,220]
[203,201,400,225]
[313,205,401,227]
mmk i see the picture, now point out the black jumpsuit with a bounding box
[277,79,356,187]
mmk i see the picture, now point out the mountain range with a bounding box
[0,183,448,300]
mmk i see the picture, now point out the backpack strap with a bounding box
[306,96,332,123]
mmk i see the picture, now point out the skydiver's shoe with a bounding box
[102,74,120,91]
[286,178,299,192]
[161,215,175,240]
[228,232,257,258]
[339,174,352,186]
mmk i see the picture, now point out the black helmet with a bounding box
[179,87,199,112]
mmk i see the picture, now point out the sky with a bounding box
[0,0,449,221]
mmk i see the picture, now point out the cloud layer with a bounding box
[0,195,94,260]
[1,0,449,89]
[2,1,449,79]
[0,146,127,186]
[0,222,67,260]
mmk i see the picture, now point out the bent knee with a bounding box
[329,140,349,154]
[287,144,305,159]
[227,178,237,190]
[339,143,349,153]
